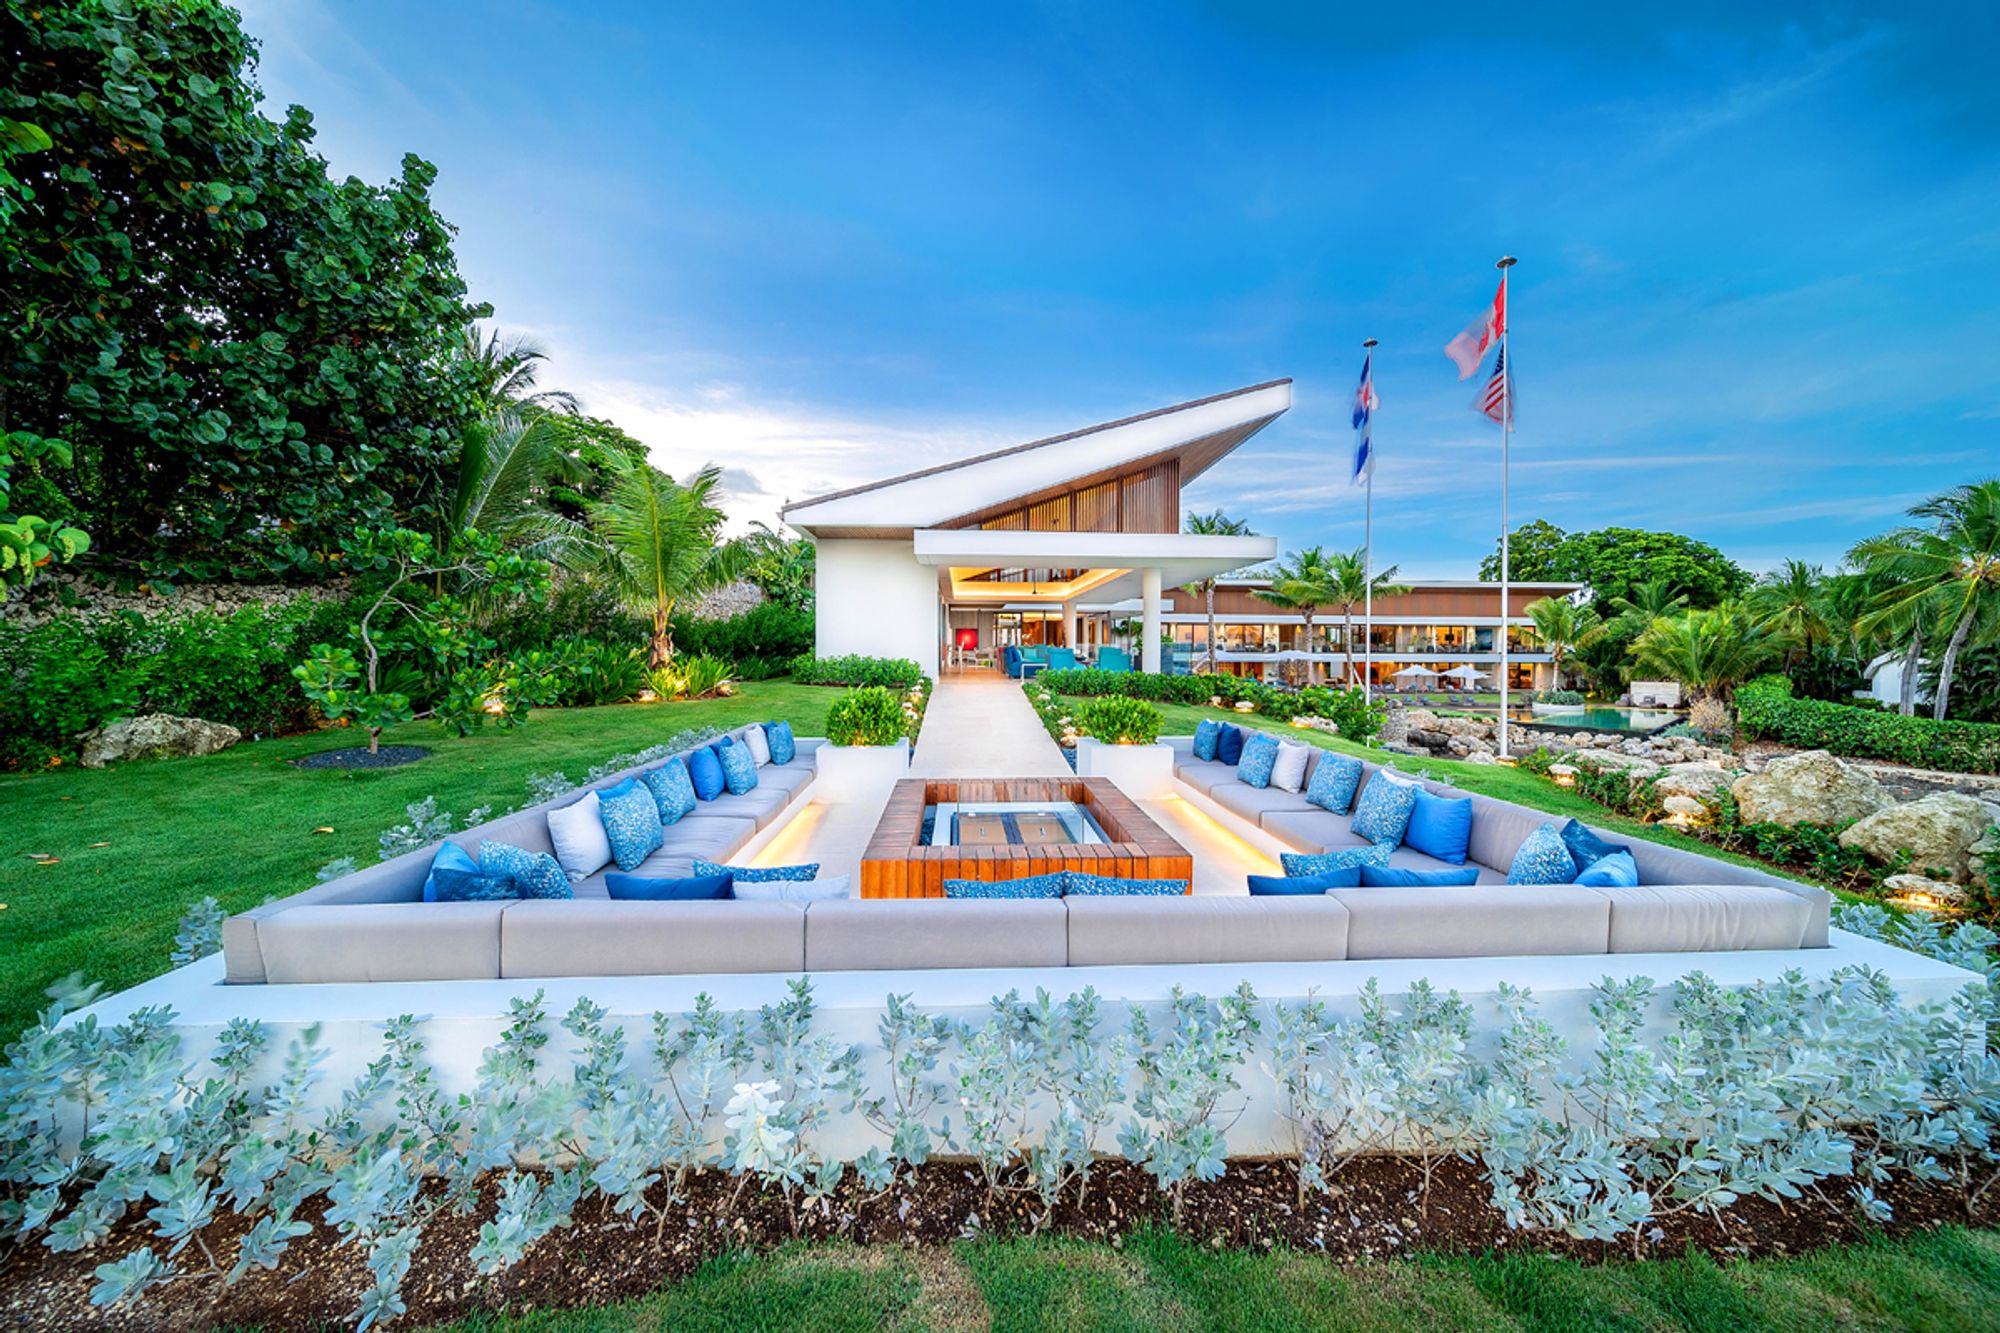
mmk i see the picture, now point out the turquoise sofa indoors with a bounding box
[1047,647,1080,670]
[1096,646,1134,672]
[1005,645,1051,678]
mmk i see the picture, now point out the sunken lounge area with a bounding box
[859,777,1192,898]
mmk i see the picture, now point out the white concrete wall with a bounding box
[813,537,941,673]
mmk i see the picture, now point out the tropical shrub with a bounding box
[789,654,926,689]
[1074,695,1162,745]
[1686,695,1733,740]
[537,640,646,708]
[649,654,734,702]
[1535,688,1586,706]
[825,686,908,746]
[672,603,814,676]
[1736,675,2000,774]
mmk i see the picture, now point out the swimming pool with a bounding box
[1510,706,1683,734]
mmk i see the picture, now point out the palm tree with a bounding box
[1605,578,1689,641]
[1746,559,1832,671]
[1178,510,1253,673]
[1525,596,1604,691]
[446,408,597,566]
[1254,546,1341,685]
[460,325,581,414]
[1320,547,1408,688]
[1851,480,2000,720]
[1628,604,1784,702]
[590,462,751,668]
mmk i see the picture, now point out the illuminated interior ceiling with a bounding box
[943,566,1128,602]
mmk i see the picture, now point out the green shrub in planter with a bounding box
[790,653,926,689]
[825,686,908,746]
[1536,688,1586,706]
[1076,695,1163,745]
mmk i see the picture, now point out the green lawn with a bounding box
[0,684,842,1042]
[422,1226,2000,1332]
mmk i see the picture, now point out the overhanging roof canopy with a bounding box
[783,379,1291,537]
[917,528,1277,604]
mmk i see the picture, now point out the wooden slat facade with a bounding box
[859,777,1194,899]
[955,459,1180,536]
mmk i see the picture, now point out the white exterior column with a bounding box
[1064,601,1079,651]
[1141,568,1163,674]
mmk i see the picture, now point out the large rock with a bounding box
[1654,762,1738,805]
[1376,703,1411,747]
[79,713,242,769]
[1880,872,1964,906]
[1838,793,1995,882]
[1730,750,1891,828]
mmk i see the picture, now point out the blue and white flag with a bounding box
[1350,350,1378,486]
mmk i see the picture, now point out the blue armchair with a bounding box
[1047,647,1080,671]
[1096,646,1134,673]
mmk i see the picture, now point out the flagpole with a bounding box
[1361,338,1377,704]
[1496,255,1516,758]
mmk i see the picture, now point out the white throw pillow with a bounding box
[545,790,611,878]
[731,873,853,903]
[1271,740,1311,793]
[742,724,772,766]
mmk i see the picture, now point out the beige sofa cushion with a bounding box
[805,899,1068,971]
[1066,895,1350,967]
[500,900,806,977]
[1331,885,1611,960]
[259,903,506,983]
[1596,884,1813,953]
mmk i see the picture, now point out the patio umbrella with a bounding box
[1391,665,1439,678]
[1441,665,1488,682]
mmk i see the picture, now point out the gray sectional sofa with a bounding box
[1166,735,1830,956]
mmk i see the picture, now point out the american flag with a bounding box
[1480,344,1512,423]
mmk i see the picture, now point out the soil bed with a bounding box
[3,1155,1992,1331]
[289,745,432,770]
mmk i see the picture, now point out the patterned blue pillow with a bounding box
[1507,823,1580,885]
[1193,719,1222,762]
[716,737,759,795]
[763,720,797,765]
[641,757,698,825]
[1350,773,1420,845]
[477,841,574,899]
[1062,872,1189,896]
[1304,753,1364,815]
[692,858,820,883]
[942,874,1066,899]
[1237,732,1280,788]
[599,781,665,871]
[1279,843,1394,876]
[431,867,521,902]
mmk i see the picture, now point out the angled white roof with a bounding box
[783,379,1291,535]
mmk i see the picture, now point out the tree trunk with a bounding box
[1343,609,1356,688]
[1899,628,1923,716]
[650,604,673,670]
[1933,614,1972,722]
[1303,612,1317,686]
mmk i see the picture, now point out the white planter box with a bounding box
[814,737,910,798]
[1530,702,1587,715]
[1073,737,1174,799]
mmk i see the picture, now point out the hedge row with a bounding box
[1036,668,1386,741]
[788,654,928,689]
[1735,675,2000,775]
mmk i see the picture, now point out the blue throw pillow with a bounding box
[1560,818,1629,872]
[763,720,796,765]
[1193,719,1222,762]
[599,782,665,871]
[422,840,479,903]
[431,866,521,902]
[687,745,726,801]
[1248,867,1361,895]
[1237,732,1280,788]
[942,874,1066,899]
[605,871,734,901]
[693,858,819,883]
[1350,774,1420,845]
[1280,844,1393,876]
[716,737,759,795]
[1359,865,1482,887]
[1574,849,1640,888]
[641,757,698,825]
[1507,823,1580,885]
[1403,788,1473,865]
[1304,753,1364,815]
[477,841,574,899]
[1062,872,1189,896]
[1216,722,1246,765]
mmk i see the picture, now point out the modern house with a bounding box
[783,380,1288,674]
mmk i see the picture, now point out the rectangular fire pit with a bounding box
[859,777,1193,898]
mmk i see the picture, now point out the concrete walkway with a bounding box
[908,672,1071,777]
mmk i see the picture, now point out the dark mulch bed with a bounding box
[3,1156,1992,1331]
[289,745,432,770]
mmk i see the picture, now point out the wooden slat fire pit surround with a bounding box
[859,778,1193,898]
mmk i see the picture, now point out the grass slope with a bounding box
[0,684,840,1042]
[422,1226,2000,1331]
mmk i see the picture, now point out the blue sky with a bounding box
[235,1,2000,578]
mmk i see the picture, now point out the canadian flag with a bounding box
[1444,277,1507,380]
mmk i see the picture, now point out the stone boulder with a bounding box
[1880,872,1964,906]
[1376,703,1411,747]
[1838,793,1994,882]
[1730,751,1891,828]
[79,713,242,769]
[1654,762,1738,806]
